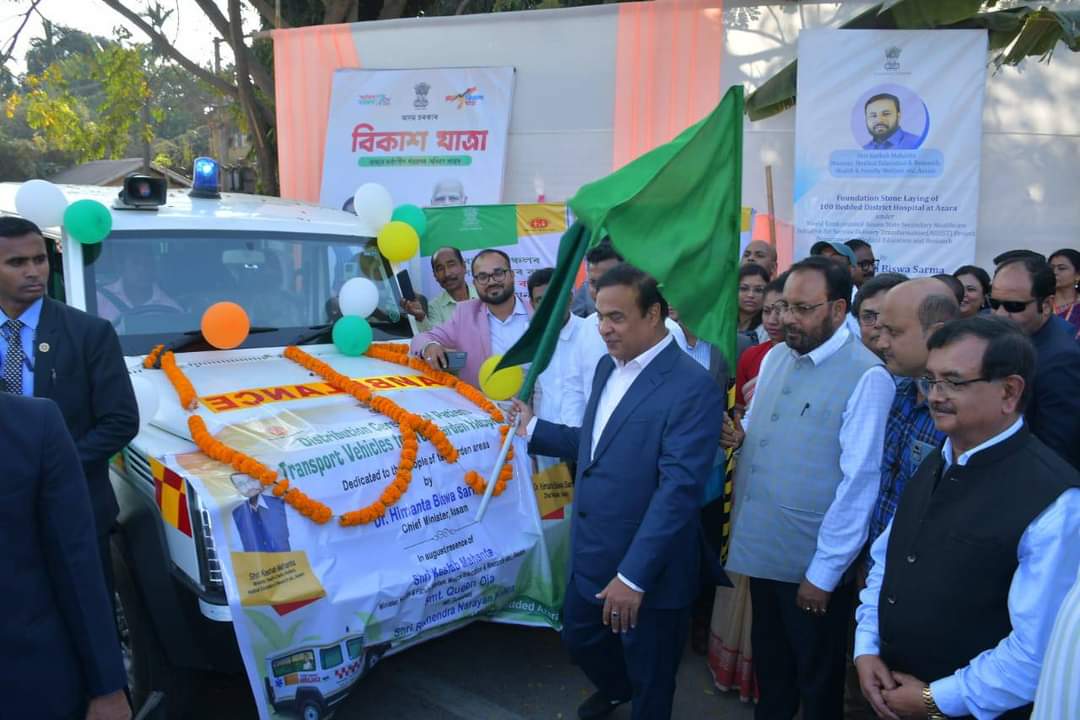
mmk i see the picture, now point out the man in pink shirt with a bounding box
[410,249,531,387]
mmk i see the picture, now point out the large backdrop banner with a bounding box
[319,67,515,212]
[793,29,987,275]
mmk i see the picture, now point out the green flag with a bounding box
[497,221,590,399]
[569,85,744,368]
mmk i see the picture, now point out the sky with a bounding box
[1,0,261,75]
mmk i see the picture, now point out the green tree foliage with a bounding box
[6,42,151,162]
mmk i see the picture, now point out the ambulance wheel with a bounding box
[299,698,324,720]
[113,543,193,720]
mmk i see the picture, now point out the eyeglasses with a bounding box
[474,267,510,284]
[858,260,878,271]
[988,297,1036,313]
[916,375,993,396]
[762,303,784,317]
[738,284,766,296]
[858,309,880,326]
[775,300,829,318]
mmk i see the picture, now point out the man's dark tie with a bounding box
[2,318,25,395]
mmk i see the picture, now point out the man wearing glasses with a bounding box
[410,249,530,387]
[845,239,877,290]
[851,273,908,359]
[855,317,1080,720]
[990,256,1080,470]
[721,256,895,719]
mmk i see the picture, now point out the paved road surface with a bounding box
[193,621,756,719]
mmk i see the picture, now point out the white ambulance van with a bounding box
[264,634,387,720]
[0,171,412,718]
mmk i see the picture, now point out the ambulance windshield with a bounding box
[79,231,412,354]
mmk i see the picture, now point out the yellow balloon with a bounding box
[376,220,420,263]
[478,354,524,401]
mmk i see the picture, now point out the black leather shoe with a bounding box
[577,691,629,720]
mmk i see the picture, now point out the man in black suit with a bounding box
[0,216,139,594]
[0,393,131,719]
[513,265,724,720]
[991,255,1080,470]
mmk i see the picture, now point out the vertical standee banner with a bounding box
[420,203,570,304]
[319,67,515,212]
[793,30,987,275]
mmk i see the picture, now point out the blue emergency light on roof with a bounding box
[190,156,221,199]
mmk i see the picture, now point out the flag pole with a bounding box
[475,222,590,522]
[474,413,521,520]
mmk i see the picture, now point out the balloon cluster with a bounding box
[15,179,113,244]
[350,183,426,264]
[333,184,428,355]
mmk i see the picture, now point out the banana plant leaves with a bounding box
[746,1,1080,121]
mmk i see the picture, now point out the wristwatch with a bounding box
[922,685,947,719]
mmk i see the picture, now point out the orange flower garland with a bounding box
[188,415,332,524]
[286,344,514,502]
[149,342,515,528]
[159,350,198,410]
[143,344,165,369]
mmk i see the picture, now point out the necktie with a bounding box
[2,318,25,395]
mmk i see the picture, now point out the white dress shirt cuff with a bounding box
[617,573,644,593]
[930,676,970,719]
[852,627,880,660]
[804,561,843,594]
[525,416,538,441]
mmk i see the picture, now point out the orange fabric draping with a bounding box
[613,0,724,170]
[273,25,361,202]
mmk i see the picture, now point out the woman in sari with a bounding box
[708,273,787,703]
[1049,249,1080,339]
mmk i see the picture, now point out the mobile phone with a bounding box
[445,351,467,373]
[396,269,416,302]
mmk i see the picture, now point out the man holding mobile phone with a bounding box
[409,247,478,332]
[409,249,531,387]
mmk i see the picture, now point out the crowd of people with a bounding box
[410,235,1080,720]
[4,203,1080,720]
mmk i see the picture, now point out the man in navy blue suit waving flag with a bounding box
[513,264,724,720]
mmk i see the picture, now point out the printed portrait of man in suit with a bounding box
[231,472,291,553]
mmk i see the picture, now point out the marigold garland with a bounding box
[187,415,332,524]
[286,345,514,512]
[159,350,198,410]
[143,344,165,369]
[148,342,515,528]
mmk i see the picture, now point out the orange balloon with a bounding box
[201,301,250,349]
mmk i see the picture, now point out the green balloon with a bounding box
[332,316,373,356]
[390,203,427,237]
[64,199,113,245]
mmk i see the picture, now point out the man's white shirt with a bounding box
[487,296,530,356]
[534,314,586,426]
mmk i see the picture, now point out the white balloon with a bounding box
[352,183,393,229]
[14,179,68,228]
[339,277,380,318]
[130,375,160,430]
